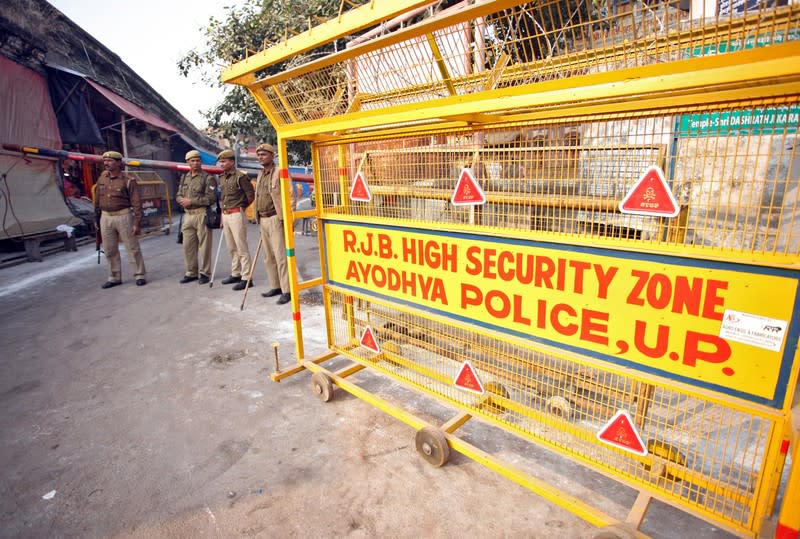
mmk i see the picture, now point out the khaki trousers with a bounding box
[101,210,146,282]
[222,211,251,280]
[259,215,289,293]
[182,210,212,277]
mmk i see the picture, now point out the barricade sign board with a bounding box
[360,326,380,353]
[454,360,484,394]
[596,410,648,456]
[451,168,485,206]
[350,171,372,202]
[619,166,679,217]
[324,221,799,408]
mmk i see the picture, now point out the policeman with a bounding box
[254,144,296,305]
[217,149,255,290]
[94,151,147,288]
[176,150,218,284]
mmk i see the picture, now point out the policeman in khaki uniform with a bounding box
[176,150,217,284]
[94,151,147,288]
[255,144,296,305]
[217,149,255,291]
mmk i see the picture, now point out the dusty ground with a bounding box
[0,222,740,538]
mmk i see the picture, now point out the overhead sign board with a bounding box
[324,222,799,408]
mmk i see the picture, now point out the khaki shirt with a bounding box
[94,171,142,227]
[255,164,296,220]
[219,169,254,210]
[177,171,217,210]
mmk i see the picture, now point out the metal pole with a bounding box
[209,230,225,288]
[240,235,263,311]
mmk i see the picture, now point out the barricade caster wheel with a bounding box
[415,427,450,467]
[482,382,509,415]
[311,372,334,402]
[546,395,572,420]
[643,439,685,481]
[590,523,638,539]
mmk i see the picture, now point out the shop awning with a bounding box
[86,79,177,132]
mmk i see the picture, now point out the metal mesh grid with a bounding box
[254,1,800,126]
[326,286,775,530]
[316,100,800,262]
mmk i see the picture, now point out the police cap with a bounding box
[102,151,123,160]
[256,144,275,154]
[217,149,235,160]
[185,150,201,161]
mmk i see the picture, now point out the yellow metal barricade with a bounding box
[223,1,800,537]
[126,171,172,237]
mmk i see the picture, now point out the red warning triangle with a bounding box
[596,410,648,456]
[350,171,372,202]
[359,326,380,353]
[453,360,485,394]
[451,168,486,206]
[619,165,679,217]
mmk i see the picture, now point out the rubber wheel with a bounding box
[414,427,450,467]
[546,395,572,420]
[311,219,318,233]
[644,439,686,481]
[311,372,334,402]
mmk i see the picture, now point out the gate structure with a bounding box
[222,1,800,536]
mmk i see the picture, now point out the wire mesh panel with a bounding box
[249,1,800,128]
[324,285,781,532]
[316,99,800,265]
[222,0,800,535]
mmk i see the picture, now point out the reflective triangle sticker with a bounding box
[619,165,679,217]
[359,325,380,353]
[350,171,372,202]
[451,168,486,206]
[453,360,485,394]
[596,410,648,456]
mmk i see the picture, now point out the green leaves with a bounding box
[178,0,342,163]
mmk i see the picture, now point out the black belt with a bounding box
[259,210,277,218]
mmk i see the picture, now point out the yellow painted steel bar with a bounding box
[297,277,323,291]
[426,33,456,96]
[272,86,299,124]
[221,0,438,85]
[774,402,800,539]
[278,137,305,361]
[277,42,800,139]
[271,350,339,382]
[244,0,529,88]
[300,360,621,530]
[246,87,285,130]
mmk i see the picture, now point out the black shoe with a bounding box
[277,293,291,305]
[136,279,147,286]
[179,275,198,284]
[198,275,210,285]
[101,281,122,289]
[232,280,254,291]
[221,276,241,285]
[261,288,281,298]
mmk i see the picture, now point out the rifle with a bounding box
[95,224,103,264]
[176,212,183,244]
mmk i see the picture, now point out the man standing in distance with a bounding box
[217,149,255,290]
[176,150,218,285]
[94,150,147,288]
[255,144,295,305]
